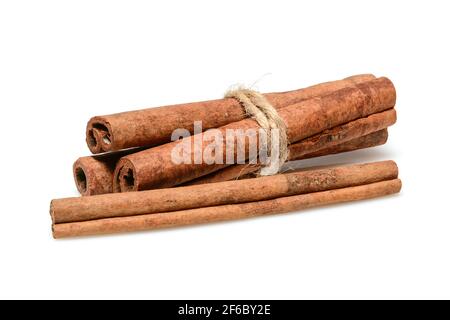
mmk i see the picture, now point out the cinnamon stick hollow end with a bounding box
[86,117,114,154]
[73,160,88,195]
[73,154,123,196]
[113,158,138,193]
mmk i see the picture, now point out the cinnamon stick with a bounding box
[52,179,401,238]
[114,77,396,191]
[295,129,388,160]
[86,74,375,153]
[187,109,395,185]
[52,161,398,224]
[187,129,389,184]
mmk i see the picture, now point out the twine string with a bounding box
[225,88,289,176]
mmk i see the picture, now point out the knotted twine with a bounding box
[225,88,289,176]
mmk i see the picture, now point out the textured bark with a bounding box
[295,129,388,160]
[86,74,375,153]
[52,161,397,224]
[53,179,401,238]
[114,77,396,192]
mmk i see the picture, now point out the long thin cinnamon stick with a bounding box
[187,109,395,185]
[52,161,398,224]
[52,179,401,238]
[86,74,375,153]
[114,77,396,192]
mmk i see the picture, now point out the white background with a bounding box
[0,0,449,299]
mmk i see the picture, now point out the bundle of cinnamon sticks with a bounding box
[51,74,401,238]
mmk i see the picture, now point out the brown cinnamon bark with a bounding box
[295,129,388,160]
[187,129,389,184]
[114,77,396,192]
[187,109,395,185]
[52,179,401,238]
[86,74,375,153]
[52,161,398,224]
